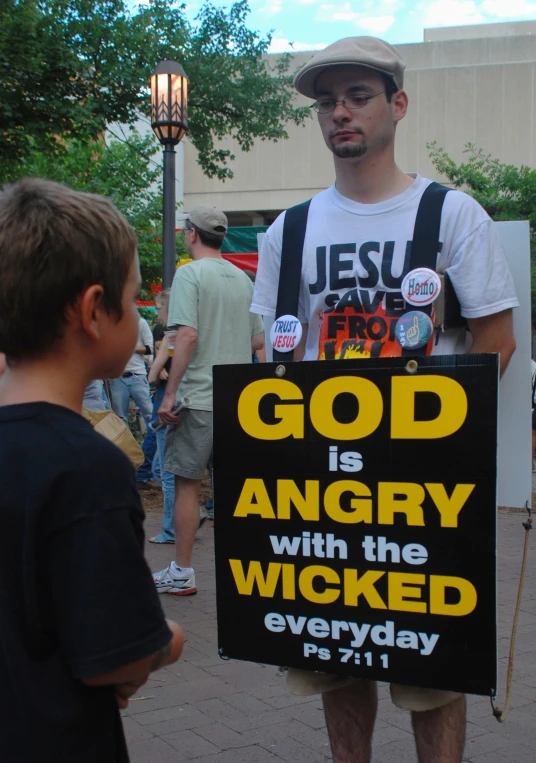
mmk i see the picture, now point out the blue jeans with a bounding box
[83,380,107,412]
[156,426,176,540]
[136,387,163,483]
[109,374,153,426]
[143,386,175,540]
[136,423,158,482]
[102,384,111,410]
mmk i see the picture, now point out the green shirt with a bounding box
[168,258,264,411]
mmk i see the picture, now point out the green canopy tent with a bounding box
[221,226,267,273]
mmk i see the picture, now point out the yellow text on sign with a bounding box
[228,560,477,617]
[237,376,468,440]
[234,478,475,528]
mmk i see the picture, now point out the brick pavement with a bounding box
[123,504,536,763]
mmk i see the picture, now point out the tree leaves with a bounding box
[1,0,308,182]
[1,0,309,289]
[17,129,181,293]
[428,141,536,325]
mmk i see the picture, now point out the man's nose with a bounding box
[331,100,352,120]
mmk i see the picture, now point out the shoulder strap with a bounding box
[402,182,450,356]
[409,181,450,271]
[273,199,312,362]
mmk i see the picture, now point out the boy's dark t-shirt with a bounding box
[0,402,172,762]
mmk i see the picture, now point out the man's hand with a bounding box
[159,368,169,381]
[115,679,146,709]
[158,393,181,426]
[83,620,184,708]
[157,325,197,420]
[113,638,173,707]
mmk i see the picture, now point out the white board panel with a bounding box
[496,221,532,508]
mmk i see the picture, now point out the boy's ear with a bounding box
[78,285,107,341]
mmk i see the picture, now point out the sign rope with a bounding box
[491,503,532,722]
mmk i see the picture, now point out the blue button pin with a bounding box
[396,311,434,350]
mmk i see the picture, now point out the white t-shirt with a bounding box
[124,317,153,374]
[251,174,519,361]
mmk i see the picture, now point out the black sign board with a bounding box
[213,355,498,696]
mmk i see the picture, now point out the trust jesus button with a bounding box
[270,315,302,352]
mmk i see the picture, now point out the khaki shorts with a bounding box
[287,669,461,712]
[164,408,212,479]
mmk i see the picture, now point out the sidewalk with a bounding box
[123,504,536,763]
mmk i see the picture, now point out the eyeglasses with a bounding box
[311,91,388,114]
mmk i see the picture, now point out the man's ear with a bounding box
[392,89,408,124]
[78,285,107,341]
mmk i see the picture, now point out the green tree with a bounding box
[0,0,308,182]
[428,141,536,324]
[19,129,188,294]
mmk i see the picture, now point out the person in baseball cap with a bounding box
[251,37,517,762]
[186,205,228,238]
[152,197,265,600]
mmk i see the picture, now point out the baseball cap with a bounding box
[294,36,405,99]
[186,205,228,237]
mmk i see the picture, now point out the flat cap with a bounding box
[187,205,228,237]
[294,36,405,98]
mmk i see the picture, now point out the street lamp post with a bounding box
[149,60,189,289]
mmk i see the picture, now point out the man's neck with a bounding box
[192,246,223,261]
[0,355,87,412]
[333,153,414,204]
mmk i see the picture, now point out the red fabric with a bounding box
[221,253,259,273]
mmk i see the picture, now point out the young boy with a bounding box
[0,178,183,762]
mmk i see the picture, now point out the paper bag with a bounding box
[82,407,145,469]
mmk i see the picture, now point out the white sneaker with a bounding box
[152,565,197,596]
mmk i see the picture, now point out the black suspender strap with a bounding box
[402,182,450,356]
[408,182,450,271]
[273,199,312,362]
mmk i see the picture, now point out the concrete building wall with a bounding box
[183,23,536,222]
[424,20,536,42]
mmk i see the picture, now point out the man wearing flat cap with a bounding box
[153,205,264,596]
[251,36,517,763]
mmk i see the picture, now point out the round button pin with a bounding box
[401,267,441,307]
[395,311,434,350]
[270,315,302,353]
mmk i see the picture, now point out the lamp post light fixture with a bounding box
[149,60,189,289]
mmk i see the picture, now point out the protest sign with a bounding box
[213,354,499,696]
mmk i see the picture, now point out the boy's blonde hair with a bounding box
[155,288,171,311]
[0,178,137,361]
